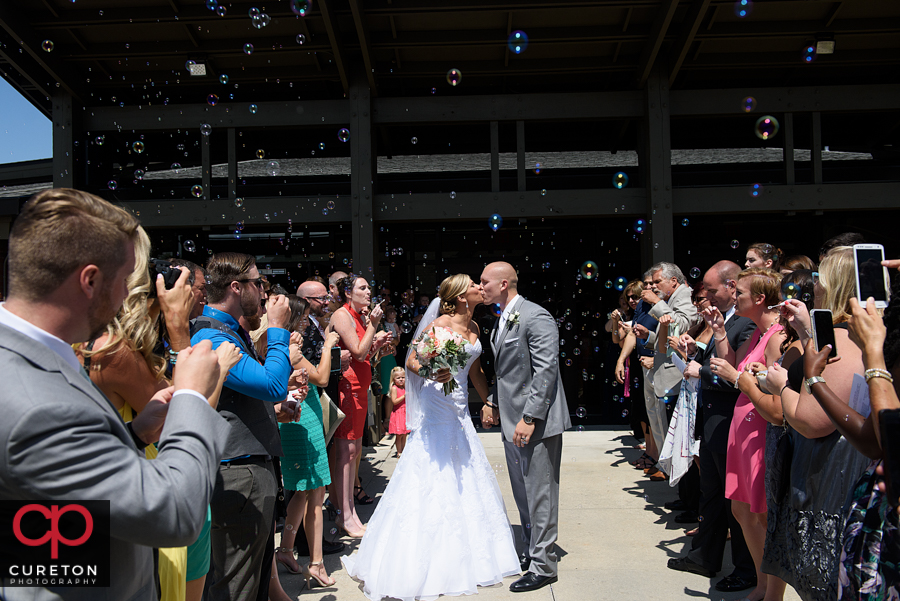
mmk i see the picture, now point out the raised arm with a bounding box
[332,307,379,362]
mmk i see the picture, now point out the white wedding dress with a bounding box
[341,339,520,600]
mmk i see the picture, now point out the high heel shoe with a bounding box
[302,561,336,589]
[274,547,301,574]
[354,485,374,505]
[335,519,366,539]
[323,498,337,520]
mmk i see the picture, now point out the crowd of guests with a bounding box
[606,233,900,600]
[3,187,899,601]
[0,188,434,601]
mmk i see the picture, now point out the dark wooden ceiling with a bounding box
[2,0,899,117]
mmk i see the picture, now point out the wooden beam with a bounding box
[668,0,711,87]
[319,0,350,95]
[635,0,680,88]
[348,0,378,93]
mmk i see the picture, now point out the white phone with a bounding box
[853,244,890,309]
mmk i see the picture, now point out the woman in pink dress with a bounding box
[707,268,788,601]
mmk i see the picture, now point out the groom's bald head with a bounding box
[483,262,518,291]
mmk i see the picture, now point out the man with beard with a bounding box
[190,253,293,601]
[0,188,228,600]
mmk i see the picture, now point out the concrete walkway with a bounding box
[277,428,802,601]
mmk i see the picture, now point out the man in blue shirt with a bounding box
[190,252,293,601]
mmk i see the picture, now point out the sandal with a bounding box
[275,547,301,574]
[648,469,668,482]
[354,485,374,505]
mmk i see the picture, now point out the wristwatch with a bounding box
[523,414,535,425]
[804,375,826,394]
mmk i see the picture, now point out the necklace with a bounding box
[760,319,779,336]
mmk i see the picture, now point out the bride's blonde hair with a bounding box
[439,274,470,315]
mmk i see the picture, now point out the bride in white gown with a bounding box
[341,274,520,601]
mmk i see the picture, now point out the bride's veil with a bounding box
[404,297,442,432]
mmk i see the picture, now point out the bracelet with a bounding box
[780,383,791,396]
[715,336,727,342]
[865,368,894,384]
[484,401,498,409]
[167,348,179,356]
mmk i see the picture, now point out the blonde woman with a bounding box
[383,367,409,457]
[341,274,519,600]
[77,227,241,601]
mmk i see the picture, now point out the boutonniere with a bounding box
[507,311,521,329]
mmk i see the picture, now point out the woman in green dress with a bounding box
[275,295,341,589]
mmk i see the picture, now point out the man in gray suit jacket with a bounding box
[0,189,231,601]
[480,262,571,593]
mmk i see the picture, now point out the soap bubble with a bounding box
[319,142,325,150]
[575,425,585,432]
[338,128,350,142]
[450,191,457,199]
[191,185,204,198]
[290,0,311,16]
[234,197,244,207]
[731,239,740,249]
[217,5,227,16]
[633,218,646,233]
[446,69,462,86]
[327,200,335,210]
[541,188,547,196]
[580,261,597,280]
[742,96,757,112]
[508,30,528,54]
[734,0,753,18]
[613,172,629,189]
[107,180,117,190]
[132,141,144,153]
[185,59,197,72]
[750,182,763,197]
[605,280,613,289]
[565,359,573,366]
[200,123,212,136]
[782,282,801,300]
[411,137,418,145]
[801,292,812,302]
[534,163,541,174]
[248,7,260,18]
[754,115,779,140]
[243,43,254,55]
[296,34,306,45]
[400,321,413,334]
[42,40,54,52]
[489,214,503,232]
[207,94,219,106]
[575,407,587,418]
[171,162,181,171]
[249,104,258,114]
[95,135,105,146]
[689,267,701,279]
[219,74,229,85]
[206,0,217,10]
[267,160,281,176]
[614,277,628,291]
[184,240,196,252]
[681,218,690,226]
[802,44,816,63]
[322,208,328,216]
[256,149,265,159]
[134,169,145,180]
[621,409,630,418]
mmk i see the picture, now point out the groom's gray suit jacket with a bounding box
[490,297,571,440]
[0,323,231,601]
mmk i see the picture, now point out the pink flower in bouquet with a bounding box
[413,326,472,395]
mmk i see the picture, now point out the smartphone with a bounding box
[878,408,900,508]
[810,309,837,359]
[330,346,342,376]
[854,244,890,309]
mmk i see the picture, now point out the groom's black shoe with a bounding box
[510,573,557,593]
[519,555,531,572]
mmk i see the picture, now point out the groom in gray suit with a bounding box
[480,262,571,593]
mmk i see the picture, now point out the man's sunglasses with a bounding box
[236,277,265,288]
[304,295,329,303]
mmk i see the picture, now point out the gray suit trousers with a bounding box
[503,434,562,577]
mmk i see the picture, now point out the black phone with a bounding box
[878,408,900,508]
[811,309,837,359]
[330,346,342,376]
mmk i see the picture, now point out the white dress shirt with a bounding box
[0,303,82,372]
[497,293,522,336]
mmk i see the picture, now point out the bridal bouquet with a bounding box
[413,326,471,395]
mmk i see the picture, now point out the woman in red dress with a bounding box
[330,275,391,537]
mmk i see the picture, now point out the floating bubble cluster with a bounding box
[580,261,597,280]
[613,172,629,189]
[508,30,528,54]
[755,115,779,140]
[734,0,753,18]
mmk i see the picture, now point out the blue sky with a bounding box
[0,77,51,164]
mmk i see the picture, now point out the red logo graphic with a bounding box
[12,504,94,559]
